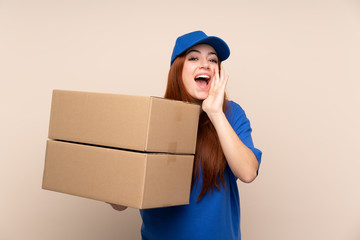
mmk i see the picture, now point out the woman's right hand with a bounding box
[107,202,128,211]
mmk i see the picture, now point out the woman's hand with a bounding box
[201,66,259,182]
[202,65,229,117]
[107,202,128,211]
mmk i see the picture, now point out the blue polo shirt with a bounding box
[140,101,262,240]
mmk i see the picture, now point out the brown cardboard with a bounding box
[48,90,200,154]
[43,140,194,209]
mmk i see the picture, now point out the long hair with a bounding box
[164,54,228,201]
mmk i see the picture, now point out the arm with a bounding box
[207,112,259,183]
[202,67,259,183]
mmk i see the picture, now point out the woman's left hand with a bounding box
[201,66,259,183]
[202,65,229,116]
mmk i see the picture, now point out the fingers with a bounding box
[221,67,229,90]
[106,202,128,211]
[212,65,228,92]
[203,65,228,114]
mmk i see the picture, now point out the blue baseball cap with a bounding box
[170,30,230,65]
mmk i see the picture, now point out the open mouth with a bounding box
[194,75,210,88]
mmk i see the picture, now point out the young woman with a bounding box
[109,30,262,240]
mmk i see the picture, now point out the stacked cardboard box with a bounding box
[42,90,200,209]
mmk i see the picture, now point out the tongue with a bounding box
[195,79,208,88]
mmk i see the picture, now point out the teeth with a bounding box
[196,75,210,79]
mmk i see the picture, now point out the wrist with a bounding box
[207,111,226,123]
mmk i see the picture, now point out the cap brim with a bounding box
[194,36,230,62]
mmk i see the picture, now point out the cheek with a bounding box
[183,62,195,74]
[182,64,195,81]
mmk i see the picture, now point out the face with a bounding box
[182,44,219,101]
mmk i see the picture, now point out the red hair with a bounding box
[164,54,228,201]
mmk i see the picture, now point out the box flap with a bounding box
[145,97,200,154]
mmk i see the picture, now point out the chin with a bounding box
[193,94,208,101]
[188,89,209,101]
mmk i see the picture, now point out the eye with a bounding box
[209,59,218,64]
[188,57,198,61]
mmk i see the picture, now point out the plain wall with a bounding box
[1,0,359,239]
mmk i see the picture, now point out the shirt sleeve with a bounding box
[225,101,262,167]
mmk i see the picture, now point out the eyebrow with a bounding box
[186,49,218,57]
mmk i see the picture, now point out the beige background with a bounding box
[1,0,359,239]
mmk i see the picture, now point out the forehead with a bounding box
[186,44,217,54]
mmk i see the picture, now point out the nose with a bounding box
[199,58,210,69]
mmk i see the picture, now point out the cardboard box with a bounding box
[43,140,194,209]
[48,90,200,154]
[43,90,200,208]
